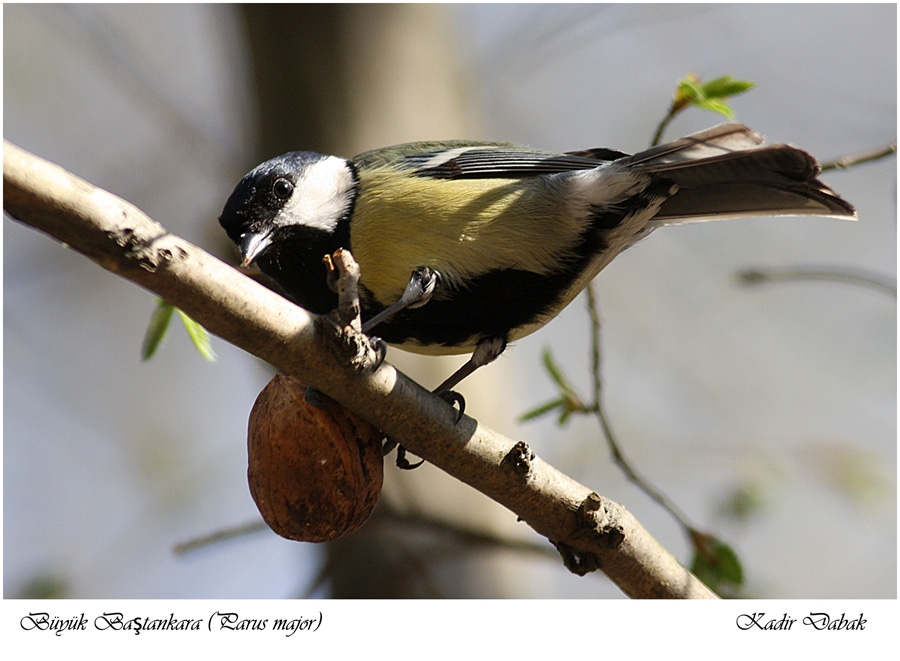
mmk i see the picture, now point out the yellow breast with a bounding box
[351,165,584,305]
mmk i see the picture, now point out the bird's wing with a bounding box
[354,141,626,180]
[406,146,615,179]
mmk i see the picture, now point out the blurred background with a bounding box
[3,4,895,598]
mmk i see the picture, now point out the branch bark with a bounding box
[3,141,717,599]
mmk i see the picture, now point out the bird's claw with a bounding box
[376,385,464,472]
[381,437,424,469]
[395,444,424,470]
[437,389,466,423]
[369,336,388,370]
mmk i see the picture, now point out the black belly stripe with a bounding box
[365,265,590,348]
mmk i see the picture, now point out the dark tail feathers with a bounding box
[623,123,856,224]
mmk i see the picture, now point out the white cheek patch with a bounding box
[278,155,356,232]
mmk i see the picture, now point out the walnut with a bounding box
[248,373,383,542]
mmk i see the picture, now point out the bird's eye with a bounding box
[272,178,293,200]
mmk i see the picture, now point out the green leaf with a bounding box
[690,533,744,593]
[142,299,216,362]
[675,75,703,100]
[671,73,755,121]
[701,75,755,99]
[521,349,589,425]
[717,482,766,521]
[542,348,583,401]
[693,98,736,120]
[177,308,217,361]
[141,299,175,361]
[519,397,567,423]
[541,348,569,390]
[711,542,744,586]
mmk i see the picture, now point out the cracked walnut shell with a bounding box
[248,373,384,542]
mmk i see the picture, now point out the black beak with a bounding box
[239,230,272,267]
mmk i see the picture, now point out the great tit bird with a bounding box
[220,123,855,395]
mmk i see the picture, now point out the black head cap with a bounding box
[219,151,330,246]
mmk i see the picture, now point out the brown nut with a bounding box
[248,373,384,542]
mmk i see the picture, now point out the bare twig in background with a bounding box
[173,521,268,556]
[586,285,696,531]
[738,267,897,298]
[820,141,897,171]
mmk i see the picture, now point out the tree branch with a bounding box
[3,141,716,599]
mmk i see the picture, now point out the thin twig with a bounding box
[820,141,897,171]
[737,267,897,298]
[586,285,695,531]
[173,521,268,556]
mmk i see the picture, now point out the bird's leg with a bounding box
[361,268,507,470]
[387,335,507,470]
[435,336,508,395]
[431,335,507,421]
[356,267,439,470]
[361,267,438,333]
